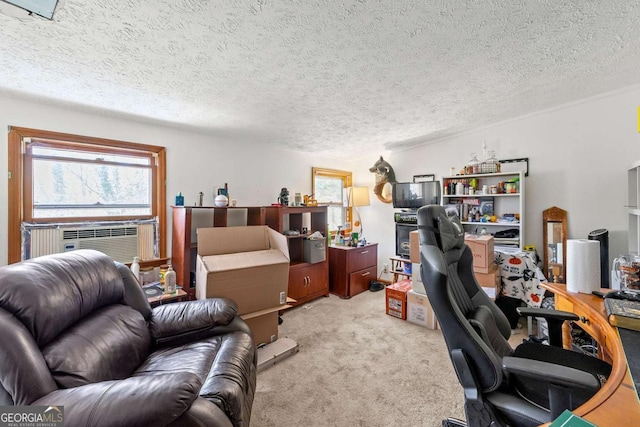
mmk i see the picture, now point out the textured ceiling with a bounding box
[1,1,640,157]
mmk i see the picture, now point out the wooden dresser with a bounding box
[542,283,640,426]
[328,243,378,299]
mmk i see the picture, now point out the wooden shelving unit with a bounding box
[442,171,525,249]
[263,206,330,305]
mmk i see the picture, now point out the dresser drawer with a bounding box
[349,266,377,297]
[348,246,377,272]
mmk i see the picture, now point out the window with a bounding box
[312,168,352,233]
[8,127,166,263]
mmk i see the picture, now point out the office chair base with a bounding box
[443,418,467,427]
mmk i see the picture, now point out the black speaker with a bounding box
[588,229,609,288]
[395,223,417,258]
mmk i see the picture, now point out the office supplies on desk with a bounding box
[549,410,596,427]
[604,297,640,332]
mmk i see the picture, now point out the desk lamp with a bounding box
[347,186,370,241]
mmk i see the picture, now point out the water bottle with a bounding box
[130,256,140,283]
[165,265,177,294]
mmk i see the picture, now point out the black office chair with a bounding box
[416,205,611,427]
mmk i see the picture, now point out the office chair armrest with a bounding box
[516,307,579,347]
[503,357,599,390]
[516,307,579,322]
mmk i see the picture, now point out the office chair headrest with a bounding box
[417,205,465,252]
[438,213,465,251]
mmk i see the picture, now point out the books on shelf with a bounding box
[604,297,640,332]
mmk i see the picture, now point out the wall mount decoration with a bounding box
[369,156,397,203]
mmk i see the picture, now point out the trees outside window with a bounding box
[8,127,166,263]
[312,168,352,233]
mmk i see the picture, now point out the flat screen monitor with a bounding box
[392,181,441,209]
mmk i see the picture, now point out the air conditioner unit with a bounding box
[59,225,140,263]
[25,223,157,262]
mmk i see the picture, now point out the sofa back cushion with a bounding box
[0,249,125,348]
[43,304,151,388]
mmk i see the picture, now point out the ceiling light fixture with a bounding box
[0,0,60,19]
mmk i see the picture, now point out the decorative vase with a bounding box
[214,195,229,207]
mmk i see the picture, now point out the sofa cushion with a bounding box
[0,249,124,347]
[43,304,150,388]
[135,331,256,426]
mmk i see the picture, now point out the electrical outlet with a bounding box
[383,263,389,274]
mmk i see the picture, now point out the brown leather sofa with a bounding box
[0,249,257,427]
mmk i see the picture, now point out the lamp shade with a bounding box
[349,186,370,207]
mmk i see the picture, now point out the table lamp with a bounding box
[347,186,370,240]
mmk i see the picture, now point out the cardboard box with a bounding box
[410,230,420,264]
[257,337,299,372]
[241,303,291,347]
[406,290,438,329]
[196,226,290,314]
[475,264,500,300]
[464,234,495,274]
[385,279,413,319]
[411,263,426,294]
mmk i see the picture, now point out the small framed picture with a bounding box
[413,174,435,183]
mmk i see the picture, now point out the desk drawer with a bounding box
[348,247,377,272]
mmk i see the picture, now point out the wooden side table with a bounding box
[147,289,188,307]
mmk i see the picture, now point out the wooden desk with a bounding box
[542,283,640,426]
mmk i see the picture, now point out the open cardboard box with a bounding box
[241,303,292,347]
[196,226,290,315]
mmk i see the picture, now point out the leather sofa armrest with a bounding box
[32,373,202,427]
[150,298,248,346]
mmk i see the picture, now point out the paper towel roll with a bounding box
[566,239,601,294]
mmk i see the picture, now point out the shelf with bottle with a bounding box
[443,172,521,197]
[442,170,525,249]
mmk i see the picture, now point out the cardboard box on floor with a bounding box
[411,263,425,294]
[464,234,495,274]
[257,337,299,372]
[410,230,420,264]
[385,279,412,319]
[241,303,291,347]
[406,289,438,329]
[196,226,290,315]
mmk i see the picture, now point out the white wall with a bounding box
[0,95,352,265]
[4,84,640,284]
[356,85,640,281]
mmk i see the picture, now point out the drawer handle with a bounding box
[580,316,590,325]
[360,250,369,254]
[361,272,371,277]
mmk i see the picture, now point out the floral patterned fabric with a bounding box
[495,248,546,308]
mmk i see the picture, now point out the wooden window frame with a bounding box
[8,127,166,264]
[311,167,353,234]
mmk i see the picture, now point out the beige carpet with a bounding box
[250,289,469,426]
